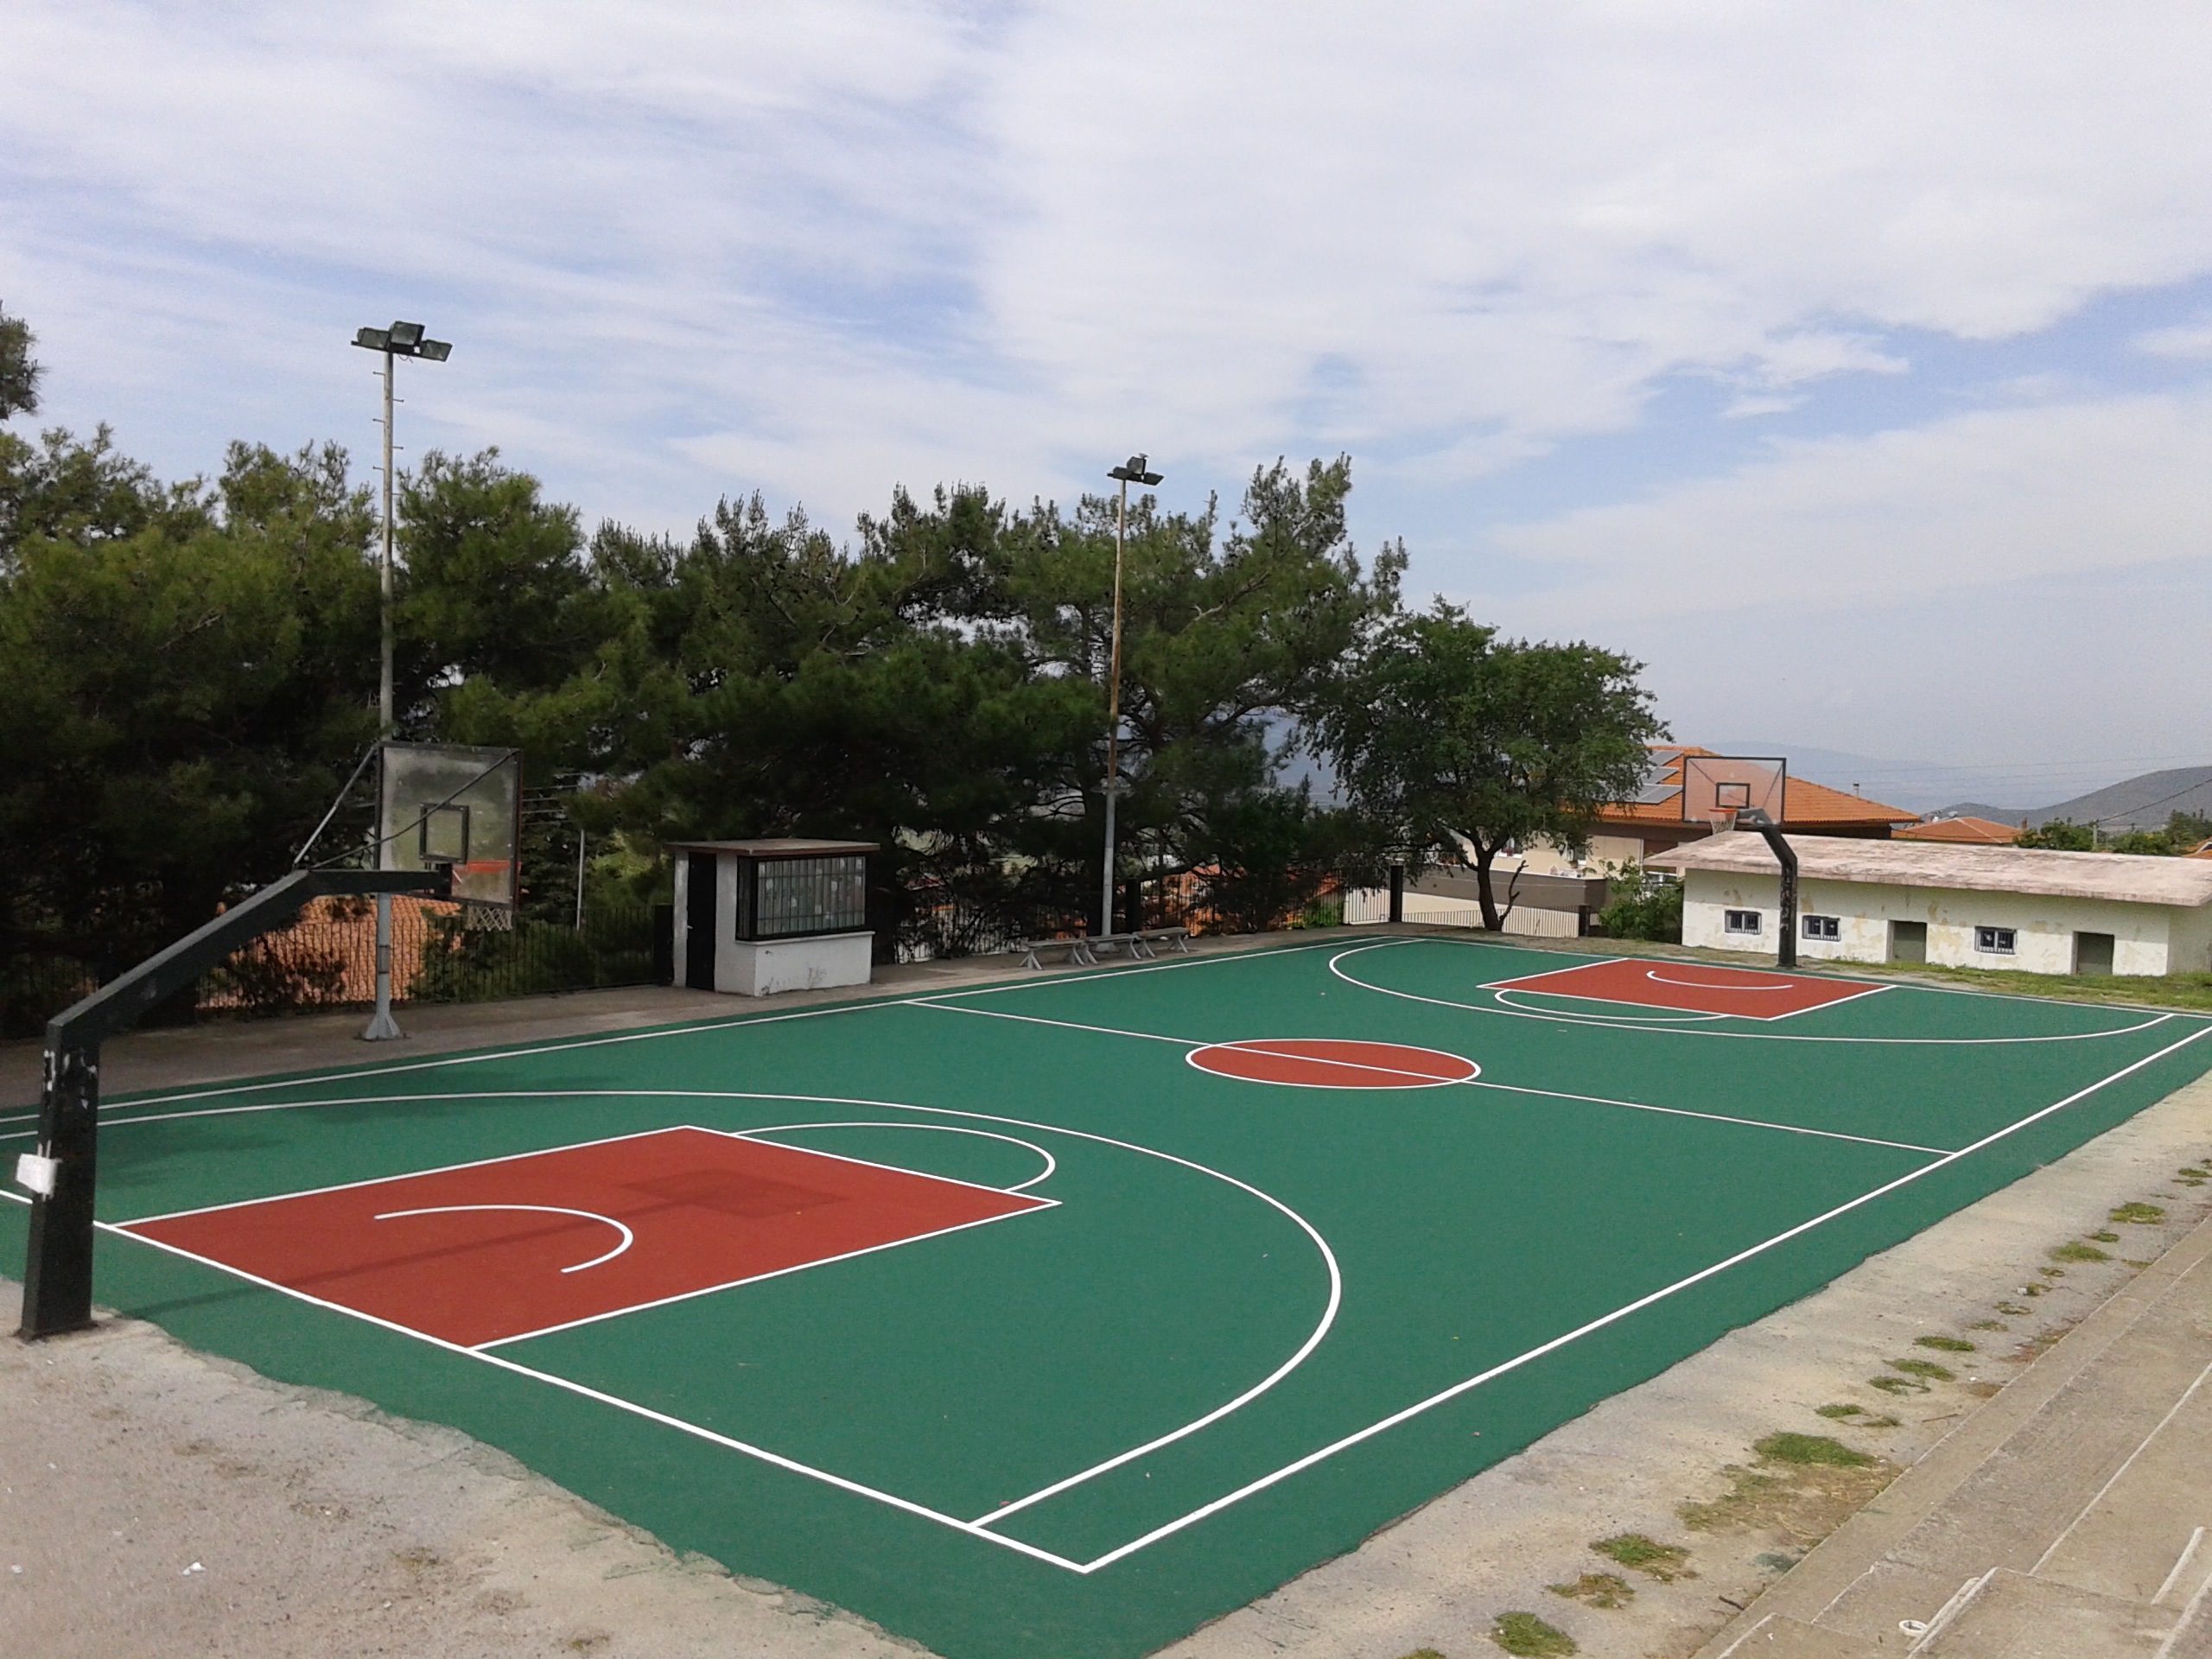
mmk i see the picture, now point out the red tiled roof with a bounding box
[1897,815,2021,845]
[1594,746,1916,830]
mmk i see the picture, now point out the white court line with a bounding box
[737,1122,1058,1192]
[79,1087,1340,1560]
[1493,986,1728,1023]
[118,1123,691,1226]
[1459,1078,1948,1156]
[79,1213,1087,1574]
[372,1205,637,1274]
[923,1000,1938,1148]
[1338,941,2186,1045]
[1185,1040,1478,1090]
[474,1198,1057,1351]
[27,937,1353,1123]
[1488,954,1893,1023]
[1071,1017,2212,1572]
[12,1021,2212,1572]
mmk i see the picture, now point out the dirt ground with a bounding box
[5,956,2209,1659]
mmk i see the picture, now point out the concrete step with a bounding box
[1715,1613,1883,1656]
[1914,1569,2171,1657]
[2036,1359,2212,1607]
[1818,1247,2212,1645]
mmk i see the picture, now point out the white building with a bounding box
[1647,833,2212,976]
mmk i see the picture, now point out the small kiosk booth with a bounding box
[668,839,877,997]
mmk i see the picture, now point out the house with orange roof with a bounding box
[1897,814,2021,846]
[1577,746,1919,868]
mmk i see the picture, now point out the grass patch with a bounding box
[1890,1358,1955,1382]
[1915,1335,1976,1352]
[1492,1611,1577,1656]
[1969,1319,2006,1331]
[1591,1534,1694,1580]
[1995,1300,2031,1316]
[1548,1572,1633,1609]
[1870,1375,1928,1395]
[1756,1433,1872,1467]
[1870,962,2212,1012]
[2051,1241,2110,1262]
[2022,1283,2050,1296]
[2112,1203,2167,1224]
[2038,1267,2066,1279]
[1815,1402,1898,1427]
[1397,1651,1446,1659]
[1680,1436,1896,1540]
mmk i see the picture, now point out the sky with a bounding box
[6,3,2212,807]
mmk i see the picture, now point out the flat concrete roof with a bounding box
[664,838,877,858]
[1648,830,2212,908]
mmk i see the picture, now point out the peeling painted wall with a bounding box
[1680,870,2206,976]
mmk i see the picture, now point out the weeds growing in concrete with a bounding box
[1590,1533,1694,1580]
[2110,1202,2166,1224]
[1756,1433,1872,1467]
[1915,1336,1976,1351]
[1890,1358,1955,1382]
[1548,1572,1633,1609]
[2050,1241,2109,1262]
[1491,1611,1577,1656]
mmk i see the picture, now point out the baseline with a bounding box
[1335,941,2188,1045]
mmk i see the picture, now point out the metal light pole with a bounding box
[350,321,451,1039]
[1100,454,1162,938]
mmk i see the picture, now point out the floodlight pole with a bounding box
[351,321,451,1040]
[1100,454,1161,938]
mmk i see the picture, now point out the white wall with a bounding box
[1342,888,1585,938]
[1680,869,2195,976]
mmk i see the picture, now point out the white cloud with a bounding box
[2137,319,2212,360]
[1459,391,2212,760]
[9,3,2212,760]
[1481,392,2212,626]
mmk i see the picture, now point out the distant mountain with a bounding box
[1981,766,2212,833]
[1716,742,2212,819]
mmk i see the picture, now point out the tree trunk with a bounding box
[1472,842,1502,931]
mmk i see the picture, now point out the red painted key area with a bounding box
[124,1127,1049,1348]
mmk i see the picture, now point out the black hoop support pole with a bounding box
[16,868,449,1339]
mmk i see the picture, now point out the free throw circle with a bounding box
[1188,1039,1478,1089]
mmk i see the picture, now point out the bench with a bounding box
[1013,927,1191,970]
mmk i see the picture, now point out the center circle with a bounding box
[1187,1039,1479,1089]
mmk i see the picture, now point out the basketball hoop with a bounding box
[1707,808,1739,835]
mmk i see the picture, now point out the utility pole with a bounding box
[1101,454,1162,937]
[350,321,451,1039]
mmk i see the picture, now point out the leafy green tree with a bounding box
[0,302,39,423]
[989,455,1403,931]
[1311,601,1665,929]
[0,441,378,987]
[2018,819,2095,851]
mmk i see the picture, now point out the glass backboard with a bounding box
[376,742,522,909]
[1680,754,1786,824]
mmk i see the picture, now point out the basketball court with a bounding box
[5,933,2209,1659]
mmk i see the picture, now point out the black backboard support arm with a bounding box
[17,868,450,1339]
[1733,809,1798,970]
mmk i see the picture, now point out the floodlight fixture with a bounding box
[349,316,454,1040]
[1097,452,1163,937]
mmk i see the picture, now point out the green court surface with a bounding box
[7,934,2211,1659]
